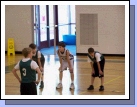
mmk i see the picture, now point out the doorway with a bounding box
[34,5,76,55]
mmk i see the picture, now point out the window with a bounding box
[40,5,47,41]
[58,5,69,41]
[49,5,54,39]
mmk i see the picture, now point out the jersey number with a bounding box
[22,68,26,76]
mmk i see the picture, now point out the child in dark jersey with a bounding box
[12,47,41,95]
[29,43,45,88]
[87,47,105,91]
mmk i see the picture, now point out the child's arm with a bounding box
[90,62,95,72]
[97,62,103,75]
[87,56,94,72]
[57,51,63,71]
[97,62,101,71]
[12,61,21,83]
[37,51,43,71]
[34,67,41,85]
[12,68,21,83]
[59,56,63,66]
[66,51,72,71]
[38,58,42,70]
[95,53,103,75]
[31,61,41,85]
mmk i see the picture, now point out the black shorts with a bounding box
[20,82,37,95]
[92,58,105,77]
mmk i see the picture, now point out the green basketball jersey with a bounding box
[87,51,104,63]
[19,60,36,83]
[32,50,44,64]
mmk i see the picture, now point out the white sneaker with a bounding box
[56,83,62,89]
[70,83,75,89]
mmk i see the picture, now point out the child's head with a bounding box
[22,47,33,58]
[58,42,66,52]
[88,47,95,57]
[29,43,37,54]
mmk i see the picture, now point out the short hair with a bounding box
[88,47,94,53]
[58,42,66,47]
[29,43,36,49]
[22,48,32,58]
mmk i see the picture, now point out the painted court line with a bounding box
[79,76,122,95]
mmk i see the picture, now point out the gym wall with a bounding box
[5,5,34,52]
[76,5,125,55]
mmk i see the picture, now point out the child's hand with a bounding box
[40,67,43,72]
[99,70,103,75]
[34,80,40,85]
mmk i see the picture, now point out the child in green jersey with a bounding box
[12,47,41,95]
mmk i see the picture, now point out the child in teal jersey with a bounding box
[12,47,41,95]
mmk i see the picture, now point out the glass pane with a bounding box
[71,24,76,35]
[58,5,69,25]
[58,5,69,41]
[58,25,69,41]
[34,5,39,46]
[34,6,36,44]
[34,6,36,29]
[49,5,54,40]
[70,5,75,23]
[40,5,47,41]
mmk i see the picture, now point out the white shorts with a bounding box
[60,59,74,72]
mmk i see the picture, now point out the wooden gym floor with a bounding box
[5,54,125,95]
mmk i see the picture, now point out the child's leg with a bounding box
[59,71,63,83]
[69,59,74,83]
[100,58,105,83]
[56,61,66,89]
[41,74,43,81]
[87,76,95,90]
[101,77,104,86]
[87,63,98,90]
[56,71,63,89]
[70,72,75,89]
[69,60,75,89]
[91,77,95,85]
[99,77,104,91]
[40,60,45,88]
[99,58,105,91]
[40,69,44,82]
[70,72,74,82]
[59,61,66,83]
[39,73,44,88]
